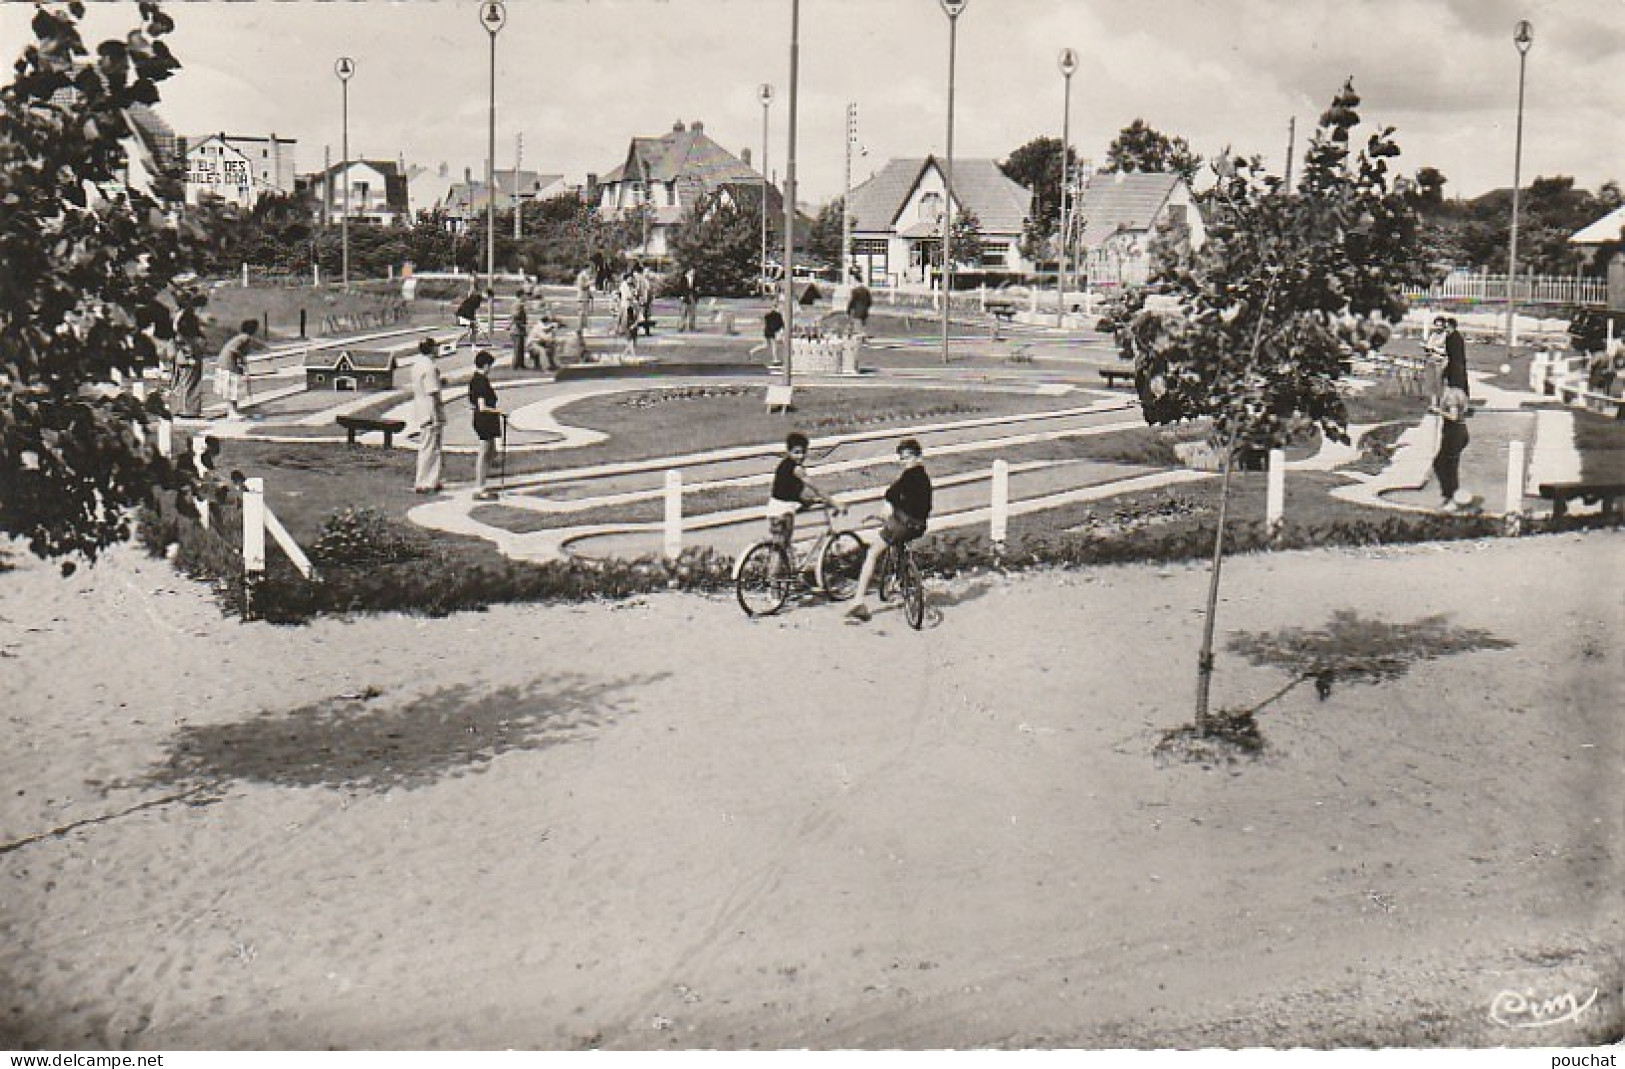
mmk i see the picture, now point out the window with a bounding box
[981,243,1009,268]
[1165,204,1187,227]
[918,191,942,223]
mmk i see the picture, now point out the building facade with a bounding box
[184,132,297,208]
[845,156,1032,287]
[1071,171,1206,288]
[595,120,779,263]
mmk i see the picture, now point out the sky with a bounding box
[3,0,1621,207]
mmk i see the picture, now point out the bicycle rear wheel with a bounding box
[816,531,866,601]
[735,542,791,617]
[898,547,925,630]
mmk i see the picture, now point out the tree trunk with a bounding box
[1194,431,1238,736]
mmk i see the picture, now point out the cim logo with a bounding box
[1489,988,1600,1029]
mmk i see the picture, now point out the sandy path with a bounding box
[0,533,1619,1049]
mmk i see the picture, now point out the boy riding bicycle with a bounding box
[766,432,842,554]
[846,438,932,623]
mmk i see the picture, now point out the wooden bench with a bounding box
[1538,481,1625,518]
[337,414,407,448]
[986,301,1018,341]
[1099,367,1135,389]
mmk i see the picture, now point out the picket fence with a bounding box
[1404,271,1608,307]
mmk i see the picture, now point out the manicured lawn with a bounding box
[217,383,1091,543]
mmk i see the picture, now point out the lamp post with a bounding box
[335,57,354,290]
[758,83,774,295]
[1056,47,1077,328]
[938,0,967,365]
[1506,19,1533,364]
[481,1,506,345]
[782,0,800,389]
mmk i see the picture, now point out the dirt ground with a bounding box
[0,532,1620,1050]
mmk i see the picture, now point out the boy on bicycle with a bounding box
[767,432,841,555]
[846,438,932,623]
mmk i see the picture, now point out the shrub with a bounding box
[310,507,431,566]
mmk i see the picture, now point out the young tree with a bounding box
[806,196,847,270]
[1116,79,1430,730]
[1,2,198,570]
[1000,135,1074,260]
[1103,118,1203,184]
[951,209,986,270]
[667,190,764,297]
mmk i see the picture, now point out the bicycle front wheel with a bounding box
[816,531,866,601]
[874,544,895,602]
[735,542,791,617]
[899,548,925,630]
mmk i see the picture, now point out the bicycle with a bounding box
[734,504,867,617]
[873,533,926,630]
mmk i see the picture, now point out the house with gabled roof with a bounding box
[846,156,1032,287]
[1071,170,1205,288]
[1570,205,1625,309]
[595,119,783,263]
[304,347,398,392]
[438,167,575,230]
[295,158,409,225]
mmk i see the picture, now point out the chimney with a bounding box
[691,121,704,134]
[741,147,752,167]
[439,161,449,177]
[672,119,685,132]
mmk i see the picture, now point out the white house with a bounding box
[845,156,1032,287]
[1071,170,1206,288]
[1570,205,1625,309]
[305,159,409,225]
[184,132,296,208]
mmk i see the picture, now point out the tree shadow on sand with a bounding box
[1156,611,1514,766]
[133,672,670,795]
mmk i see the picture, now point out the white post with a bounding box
[131,379,147,402]
[243,477,266,574]
[313,262,321,287]
[1266,448,1286,539]
[1505,439,1526,518]
[663,469,682,559]
[990,459,1009,544]
[157,418,172,458]
[241,263,249,288]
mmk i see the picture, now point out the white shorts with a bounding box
[764,497,800,519]
[214,368,245,402]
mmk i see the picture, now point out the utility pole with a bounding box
[843,102,857,285]
[514,131,523,241]
[1283,115,1296,191]
[782,0,800,389]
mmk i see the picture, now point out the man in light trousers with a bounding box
[410,337,445,494]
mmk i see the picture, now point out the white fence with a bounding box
[1404,271,1608,307]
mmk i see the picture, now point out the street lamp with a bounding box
[1056,47,1077,328]
[1506,19,1533,364]
[758,83,774,295]
[938,0,967,365]
[782,0,801,389]
[481,0,507,345]
[335,57,354,290]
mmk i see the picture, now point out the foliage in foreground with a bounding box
[1,2,198,567]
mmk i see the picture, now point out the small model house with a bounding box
[304,348,397,392]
